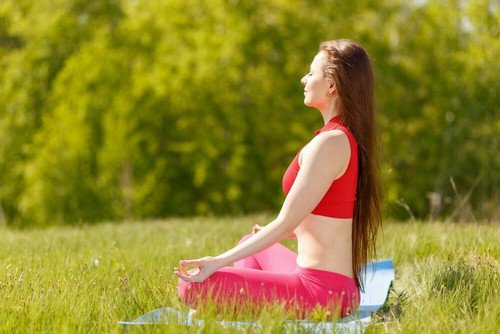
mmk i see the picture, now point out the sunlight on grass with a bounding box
[0,215,498,333]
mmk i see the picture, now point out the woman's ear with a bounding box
[327,83,336,96]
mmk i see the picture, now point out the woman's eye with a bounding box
[308,73,312,76]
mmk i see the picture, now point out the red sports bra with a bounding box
[282,115,358,218]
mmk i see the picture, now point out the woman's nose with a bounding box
[301,76,306,85]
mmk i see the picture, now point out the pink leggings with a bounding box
[177,233,360,318]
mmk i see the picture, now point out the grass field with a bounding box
[0,214,498,333]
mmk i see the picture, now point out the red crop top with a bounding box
[282,115,358,218]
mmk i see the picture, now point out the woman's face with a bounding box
[300,52,333,108]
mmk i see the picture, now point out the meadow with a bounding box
[0,214,498,333]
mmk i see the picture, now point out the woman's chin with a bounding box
[303,99,316,108]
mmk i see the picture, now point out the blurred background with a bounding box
[0,0,497,227]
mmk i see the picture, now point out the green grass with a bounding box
[0,214,498,333]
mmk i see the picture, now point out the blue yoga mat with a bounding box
[119,259,394,333]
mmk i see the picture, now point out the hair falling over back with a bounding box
[319,40,382,291]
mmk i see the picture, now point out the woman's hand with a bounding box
[252,224,263,234]
[173,256,223,283]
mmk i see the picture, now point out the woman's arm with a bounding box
[174,130,350,282]
[214,131,350,265]
[253,224,296,238]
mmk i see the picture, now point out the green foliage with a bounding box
[376,0,500,221]
[0,0,498,226]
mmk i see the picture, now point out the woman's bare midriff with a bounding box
[293,214,354,278]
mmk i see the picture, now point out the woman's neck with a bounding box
[318,96,340,124]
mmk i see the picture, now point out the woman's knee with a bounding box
[237,233,254,245]
[178,278,200,308]
[177,275,225,309]
[177,278,190,303]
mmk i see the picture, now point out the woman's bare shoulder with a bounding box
[306,130,350,155]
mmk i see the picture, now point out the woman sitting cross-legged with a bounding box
[174,39,382,319]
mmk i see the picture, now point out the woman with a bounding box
[174,39,382,318]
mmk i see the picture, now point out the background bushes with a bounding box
[0,0,498,226]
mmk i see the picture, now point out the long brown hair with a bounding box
[319,40,382,291]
